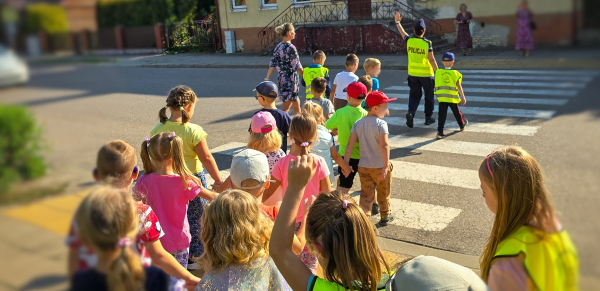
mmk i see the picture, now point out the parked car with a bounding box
[0,45,29,87]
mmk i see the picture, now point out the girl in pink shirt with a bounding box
[265,112,332,274]
[133,132,217,270]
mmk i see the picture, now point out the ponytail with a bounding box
[170,135,202,189]
[302,101,324,125]
[159,106,168,124]
[289,112,318,155]
[108,246,145,291]
[181,106,190,124]
[140,137,155,175]
[274,23,294,38]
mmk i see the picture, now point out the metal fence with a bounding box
[166,20,219,53]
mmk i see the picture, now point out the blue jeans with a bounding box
[188,171,208,258]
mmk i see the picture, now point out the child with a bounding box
[251,81,292,153]
[270,156,490,291]
[196,190,291,290]
[151,85,223,269]
[330,54,359,110]
[479,147,579,290]
[435,52,468,139]
[324,82,368,193]
[134,132,218,271]
[216,111,286,206]
[66,140,200,290]
[264,112,331,274]
[363,58,381,91]
[344,91,397,227]
[71,186,169,291]
[302,50,331,100]
[228,148,307,255]
[302,101,349,188]
[358,75,373,110]
[308,77,335,120]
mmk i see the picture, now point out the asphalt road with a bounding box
[1,64,599,279]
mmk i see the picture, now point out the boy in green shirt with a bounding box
[324,82,368,193]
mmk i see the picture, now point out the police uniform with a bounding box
[434,52,466,136]
[404,19,436,127]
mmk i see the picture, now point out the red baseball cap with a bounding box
[365,91,397,107]
[346,82,367,99]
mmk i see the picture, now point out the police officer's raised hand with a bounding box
[395,12,402,23]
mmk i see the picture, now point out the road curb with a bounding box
[377,236,481,271]
[138,64,410,70]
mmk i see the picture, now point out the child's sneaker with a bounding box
[406,113,414,128]
[436,132,446,139]
[376,214,394,228]
[187,259,199,270]
[460,119,469,131]
[372,202,380,215]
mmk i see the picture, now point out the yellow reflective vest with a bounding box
[493,226,579,291]
[434,69,462,104]
[303,66,329,99]
[406,37,434,77]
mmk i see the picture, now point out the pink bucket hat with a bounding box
[251,111,277,133]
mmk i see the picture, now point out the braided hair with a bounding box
[159,85,198,124]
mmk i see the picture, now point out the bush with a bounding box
[0,105,46,193]
[25,3,69,34]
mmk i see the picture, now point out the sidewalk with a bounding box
[26,46,600,70]
[2,189,599,290]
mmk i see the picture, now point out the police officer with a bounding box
[395,12,439,128]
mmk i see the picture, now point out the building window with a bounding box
[292,0,310,8]
[231,0,246,12]
[261,0,277,10]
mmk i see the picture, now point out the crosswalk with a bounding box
[206,69,596,234]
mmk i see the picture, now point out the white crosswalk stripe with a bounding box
[457,69,598,76]
[460,74,593,82]
[385,117,539,136]
[384,86,577,96]
[387,103,556,119]
[386,93,569,106]
[370,198,462,231]
[402,81,586,89]
[388,135,502,157]
[391,161,480,189]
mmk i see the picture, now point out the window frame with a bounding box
[231,0,247,12]
[291,0,310,8]
[260,0,278,10]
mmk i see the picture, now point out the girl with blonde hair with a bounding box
[479,147,578,290]
[195,190,291,290]
[71,186,169,291]
[133,132,218,273]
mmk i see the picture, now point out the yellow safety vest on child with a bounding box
[303,66,329,99]
[406,38,434,77]
[493,225,579,291]
[434,69,462,104]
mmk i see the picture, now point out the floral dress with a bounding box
[455,12,473,49]
[516,9,534,51]
[269,42,303,102]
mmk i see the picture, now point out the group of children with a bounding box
[66,51,578,291]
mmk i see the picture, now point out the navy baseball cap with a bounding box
[254,81,278,98]
[442,52,455,61]
[414,19,426,30]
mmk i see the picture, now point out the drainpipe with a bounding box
[572,0,578,45]
[214,0,223,50]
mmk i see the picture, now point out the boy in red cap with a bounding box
[324,82,368,193]
[343,91,397,227]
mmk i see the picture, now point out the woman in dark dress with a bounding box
[456,4,473,56]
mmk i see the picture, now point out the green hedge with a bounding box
[25,3,69,34]
[97,0,199,29]
[0,105,46,193]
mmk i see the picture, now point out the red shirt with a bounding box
[66,202,164,269]
[259,204,279,221]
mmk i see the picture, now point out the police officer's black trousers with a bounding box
[407,76,435,118]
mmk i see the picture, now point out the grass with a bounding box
[0,182,69,205]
